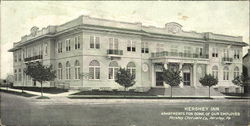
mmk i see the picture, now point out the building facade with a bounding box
[9,15,248,93]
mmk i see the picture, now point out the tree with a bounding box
[232,74,249,97]
[162,68,182,97]
[199,74,218,98]
[115,68,136,92]
[24,62,56,96]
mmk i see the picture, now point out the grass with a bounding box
[71,90,155,96]
[68,95,213,99]
[0,89,37,97]
[36,96,50,99]
[11,87,68,94]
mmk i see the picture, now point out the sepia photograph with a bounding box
[0,1,249,126]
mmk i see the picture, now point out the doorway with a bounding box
[183,72,191,86]
[156,72,164,86]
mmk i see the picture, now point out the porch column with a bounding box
[193,63,197,87]
[179,63,184,87]
[151,63,155,87]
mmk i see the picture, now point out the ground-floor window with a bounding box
[58,63,63,80]
[89,60,100,80]
[212,65,218,79]
[75,60,80,80]
[183,72,191,86]
[225,88,229,93]
[66,61,71,79]
[235,88,240,93]
[234,67,239,79]
[127,62,136,78]
[108,61,119,80]
[223,66,229,80]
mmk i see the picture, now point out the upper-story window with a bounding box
[65,39,71,51]
[234,49,240,59]
[57,41,63,53]
[127,40,136,52]
[223,66,229,80]
[44,42,48,55]
[141,42,149,53]
[212,48,218,57]
[18,50,22,61]
[156,43,164,52]
[109,38,118,50]
[74,36,80,49]
[170,45,178,56]
[184,46,192,57]
[90,36,100,49]
[223,49,229,58]
[195,47,203,57]
[14,53,17,62]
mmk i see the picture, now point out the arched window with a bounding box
[108,61,119,79]
[212,66,218,79]
[66,61,71,79]
[234,67,240,78]
[127,62,136,78]
[89,60,100,80]
[58,63,63,80]
[223,66,229,80]
[75,60,80,79]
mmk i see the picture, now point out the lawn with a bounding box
[71,90,156,96]
[11,87,68,94]
[0,89,37,97]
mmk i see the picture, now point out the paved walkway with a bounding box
[0,87,78,97]
[1,87,249,102]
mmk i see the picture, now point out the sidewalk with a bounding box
[1,87,249,100]
[0,87,78,97]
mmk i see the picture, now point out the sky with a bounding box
[0,1,249,79]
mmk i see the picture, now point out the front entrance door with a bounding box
[183,73,191,86]
[156,72,164,86]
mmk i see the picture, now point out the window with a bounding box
[223,49,229,58]
[57,41,62,53]
[141,42,149,53]
[75,60,80,79]
[14,53,17,62]
[66,61,71,79]
[127,62,136,78]
[108,61,119,80]
[14,69,17,81]
[234,50,240,59]
[127,40,136,52]
[235,88,240,93]
[109,38,119,50]
[89,60,100,80]
[18,50,22,61]
[90,36,100,49]
[18,69,22,81]
[74,36,80,49]
[38,45,43,56]
[212,48,218,57]
[184,46,192,57]
[65,39,71,51]
[44,42,48,55]
[58,63,63,80]
[234,67,240,78]
[225,88,229,93]
[170,45,178,56]
[156,43,164,53]
[212,66,218,79]
[223,66,229,80]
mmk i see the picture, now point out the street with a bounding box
[0,92,249,126]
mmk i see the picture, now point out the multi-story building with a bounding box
[9,15,248,93]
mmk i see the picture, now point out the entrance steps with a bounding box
[148,86,224,96]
